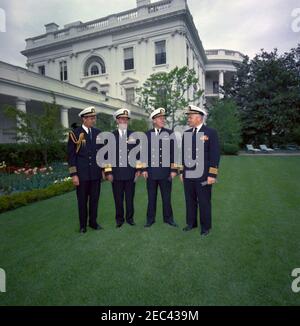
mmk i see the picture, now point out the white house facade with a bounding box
[0,0,244,143]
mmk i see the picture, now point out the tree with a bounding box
[4,98,67,166]
[129,119,149,132]
[136,66,204,129]
[207,99,242,154]
[96,112,115,132]
[223,45,300,146]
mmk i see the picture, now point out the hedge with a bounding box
[0,143,67,167]
[0,180,74,214]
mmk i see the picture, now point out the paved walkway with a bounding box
[239,151,300,156]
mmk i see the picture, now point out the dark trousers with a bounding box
[76,179,101,229]
[112,180,135,224]
[183,179,212,231]
[146,178,174,224]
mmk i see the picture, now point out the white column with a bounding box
[16,98,27,143]
[219,70,225,99]
[16,98,27,114]
[60,107,69,129]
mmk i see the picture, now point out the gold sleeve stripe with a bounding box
[103,164,112,173]
[69,166,77,174]
[209,167,218,175]
[136,161,147,169]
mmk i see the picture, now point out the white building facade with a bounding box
[22,0,208,105]
[0,0,244,143]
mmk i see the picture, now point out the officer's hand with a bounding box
[179,174,183,183]
[72,175,80,187]
[207,177,216,185]
[142,171,148,179]
[107,174,113,182]
[170,172,177,179]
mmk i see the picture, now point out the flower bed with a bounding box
[0,162,70,196]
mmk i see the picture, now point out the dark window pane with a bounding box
[155,52,166,65]
[91,65,99,75]
[155,40,166,65]
[124,58,134,70]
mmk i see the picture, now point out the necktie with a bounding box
[88,128,92,142]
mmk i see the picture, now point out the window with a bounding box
[91,65,99,76]
[101,91,107,96]
[60,61,68,81]
[124,47,134,70]
[38,65,45,76]
[125,88,135,103]
[155,40,166,65]
[84,56,106,76]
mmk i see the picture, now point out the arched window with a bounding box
[91,65,99,76]
[84,56,106,76]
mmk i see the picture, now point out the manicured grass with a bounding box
[0,156,300,306]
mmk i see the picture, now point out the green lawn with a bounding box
[0,156,300,306]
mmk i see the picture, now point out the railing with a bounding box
[117,10,138,22]
[77,19,109,32]
[205,50,218,55]
[54,31,70,39]
[27,0,183,47]
[225,50,236,56]
[206,49,244,59]
[148,0,172,13]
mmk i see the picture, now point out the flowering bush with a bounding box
[0,162,70,195]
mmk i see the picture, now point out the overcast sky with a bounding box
[0,0,299,67]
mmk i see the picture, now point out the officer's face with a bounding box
[82,116,96,128]
[153,116,165,129]
[187,113,203,127]
[117,117,129,129]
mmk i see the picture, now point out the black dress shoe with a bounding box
[166,221,178,227]
[80,227,87,233]
[183,226,194,231]
[116,223,124,228]
[144,222,154,228]
[89,224,103,230]
[127,221,136,226]
[201,230,210,236]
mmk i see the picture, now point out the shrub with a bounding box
[0,181,74,214]
[0,143,67,167]
[207,99,242,155]
[223,143,240,155]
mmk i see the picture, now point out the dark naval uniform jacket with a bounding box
[182,124,220,181]
[143,127,178,225]
[67,126,103,181]
[144,127,178,179]
[67,126,103,230]
[181,124,220,232]
[107,129,139,181]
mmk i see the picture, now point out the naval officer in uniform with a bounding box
[142,108,178,228]
[105,108,142,228]
[180,105,220,236]
[67,106,103,233]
